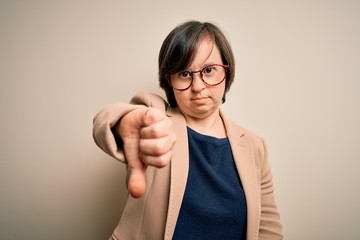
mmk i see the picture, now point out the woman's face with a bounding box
[172,37,226,121]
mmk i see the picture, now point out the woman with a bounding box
[93,20,283,240]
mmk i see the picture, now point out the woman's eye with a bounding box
[204,66,215,74]
[178,71,191,78]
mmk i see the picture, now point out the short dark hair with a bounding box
[158,20,235,108]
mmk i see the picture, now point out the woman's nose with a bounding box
[191,73,206,91]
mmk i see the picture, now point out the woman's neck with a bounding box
[184,110,226,138]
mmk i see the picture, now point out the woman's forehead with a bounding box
[187,38,222,70]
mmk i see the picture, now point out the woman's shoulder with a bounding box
[221,110,265,145]
[222,113,268,164]
[130,91,169,110]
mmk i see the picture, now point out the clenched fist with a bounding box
[115,107,176,198]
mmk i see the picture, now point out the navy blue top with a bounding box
[172,127,247,240]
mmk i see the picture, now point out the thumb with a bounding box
[128,166,146,198]
[123,137,146,198]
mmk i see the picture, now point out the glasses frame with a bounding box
[167,64,229,91]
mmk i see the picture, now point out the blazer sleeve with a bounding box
[92,92,168,162]
[258,138,283,239]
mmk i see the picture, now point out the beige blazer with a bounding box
[93,92,283,240]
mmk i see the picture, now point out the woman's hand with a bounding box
[116,107,176,198]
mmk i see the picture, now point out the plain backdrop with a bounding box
[1,0,359,239]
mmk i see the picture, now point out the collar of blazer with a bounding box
[164,107,260,240]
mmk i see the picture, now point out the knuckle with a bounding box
[152,141,165,155]
[171,133,177,143]
[143,108,161,125]
[151,124,162,136]
[140,153,169,168]
[145,125,157,137]
[139,139,165,155]
[156,153,171,168]
[142,109,154,125]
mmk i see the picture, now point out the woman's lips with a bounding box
[191,96,209,102]
[192,95,208,100]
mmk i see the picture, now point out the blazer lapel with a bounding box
[164,108,189,240]
[221,111,260,240]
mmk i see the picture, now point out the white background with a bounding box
[1,0,359,239]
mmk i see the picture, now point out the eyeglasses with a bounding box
[167,64,229,91]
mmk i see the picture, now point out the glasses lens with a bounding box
[201,65,226,85]
[169,71,192,90]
